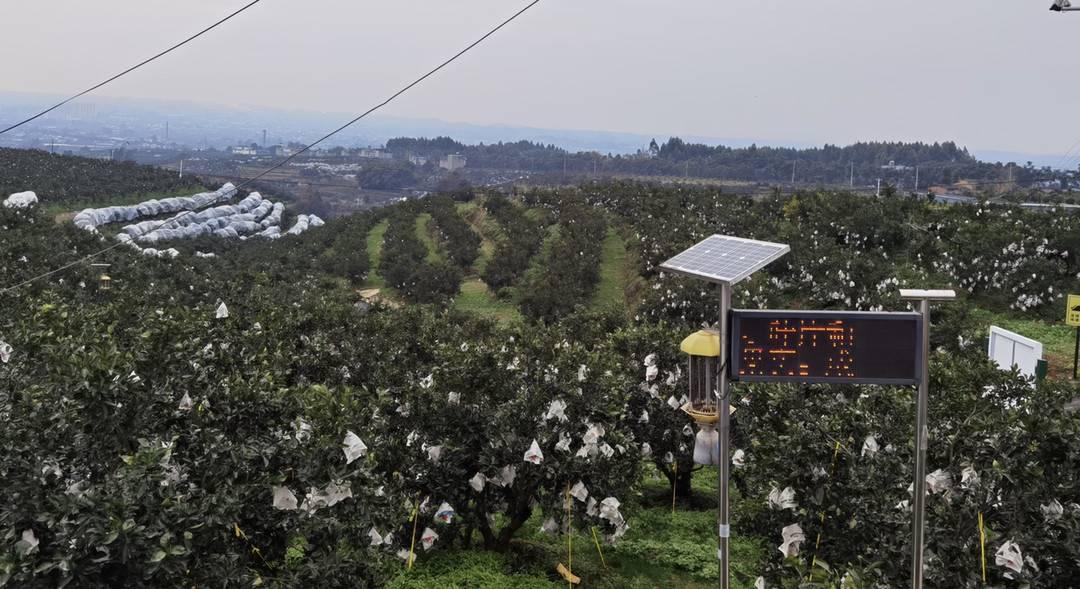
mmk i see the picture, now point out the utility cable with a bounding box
[0,0,264,136]
[0,0,542,295]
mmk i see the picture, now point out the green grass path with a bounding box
[969,307,1078,378]
[591,226,630,312]
[415,213,442,264]
[362,219,389,289]
[452,199,522,323]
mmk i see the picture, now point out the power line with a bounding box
[0,0,542,295]
[0,0,264,137]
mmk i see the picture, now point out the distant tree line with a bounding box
[383,137,1051,188]
[356,160,418,191]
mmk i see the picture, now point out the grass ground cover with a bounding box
[389,464,765,589]
[451,199,522,322]
[455,278,523,323]
[969,307,1078,378]
[457,201,504,276]
[415,213,443,264]
[590,226,631,313]
[362,219,390,289]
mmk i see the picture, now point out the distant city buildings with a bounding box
[231,145,257,156]
[359,148,393,160]
[440,153,467,171]
[409,155,428,166]
[881,160,912,171]
[274,145,297,157]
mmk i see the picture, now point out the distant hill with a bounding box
[0,148,202,207]
[386,137,1037,188]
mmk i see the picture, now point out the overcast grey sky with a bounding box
[1,0,1077,155]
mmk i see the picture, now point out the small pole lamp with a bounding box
[660,235,789,589]
[91,263,111,290]
[681,329,721,465]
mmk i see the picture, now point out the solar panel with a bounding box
[659,235,790,285]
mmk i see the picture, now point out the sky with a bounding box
[1,0,1079,158]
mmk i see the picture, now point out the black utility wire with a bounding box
[0,0,264,137]
[0,0,543,295]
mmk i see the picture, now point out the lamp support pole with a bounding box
[899,288,955,589]
[717,282,732,589]
[911,298,930,589]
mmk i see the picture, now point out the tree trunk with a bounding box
[476,498,496,548]
[675,465,694,499]
[487,488,536,551]
[656,458,695,499]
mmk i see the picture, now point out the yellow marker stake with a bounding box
[808,441,842,581]
[591,526,608,569]
[978,512,987,584]
[672,463,678,515]
[566,485,573,589]
[565,484,574,583]
[1069,294,1080,380]
[407,503,420,570]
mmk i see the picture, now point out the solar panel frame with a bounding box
[659,235,790,285]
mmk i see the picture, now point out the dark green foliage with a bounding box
[0,148,201,206]
[582,181,1078,324]
[4,159,1080,588]
[0,295,401,588]
[356,160,418,190]
[385,137,466,155]
[425,196,481,269]
[607,323,699,497]
[480,194,549,292]
[366,313,642,553]
[519,194,607,322]
[732,349,1080,587]
[384,136,1029,187]
[434,172,474,202]
[377,204,464,304]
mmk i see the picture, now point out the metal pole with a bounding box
[911,298,930,589]
[1073,326,1078,380]
[717,282,731,589]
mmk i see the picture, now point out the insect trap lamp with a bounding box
[680,329,723,465]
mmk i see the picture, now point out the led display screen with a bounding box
[730,310,922,385]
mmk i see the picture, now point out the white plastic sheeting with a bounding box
[254,225,282,240]
[285,214,325,236]
[73,184,237,232]
[145,248,180,259]
[260,202,285,228]
[130,193,269,244]
[68,184,327,256]
[3,191,38,209]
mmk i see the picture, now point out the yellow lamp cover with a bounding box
[680,329,720,357]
